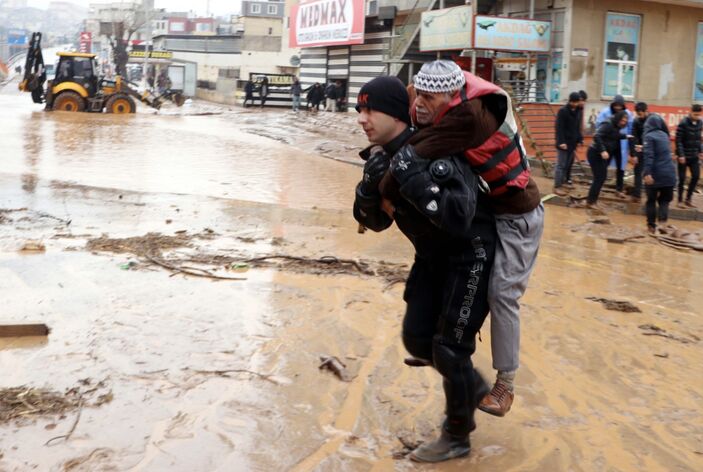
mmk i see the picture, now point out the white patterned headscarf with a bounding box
[413,60,466,94]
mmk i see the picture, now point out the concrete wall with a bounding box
[242,16,282,36]
[569,0,703,106]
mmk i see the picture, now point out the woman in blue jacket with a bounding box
[642,114,677,233]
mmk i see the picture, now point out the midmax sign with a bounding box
[289,0,365,48]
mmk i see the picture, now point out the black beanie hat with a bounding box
[355,76,411,125]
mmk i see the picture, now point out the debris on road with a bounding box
[586,297,642,313]
[0,378,111,425]
[0,323,50,337]
[19,240,46,252]
[319,355,352,382]
[638,324,699,344]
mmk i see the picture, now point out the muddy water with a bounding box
[1,88,702,471]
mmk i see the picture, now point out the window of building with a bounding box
[268,4,277,14]
[694,22,703,101]
[171,21,185,32]
[602,12,641,99]
[250,4,261,14]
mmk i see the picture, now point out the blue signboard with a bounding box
[7,29,28,45]
[474,16,551,52]
[694,22,703,101]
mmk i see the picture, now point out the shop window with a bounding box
[602,13,641,99]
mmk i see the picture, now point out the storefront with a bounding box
[294,0,391,109]
[568,0,703,109]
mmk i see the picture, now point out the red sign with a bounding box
[79,31,92,53]
[289,0,365,48]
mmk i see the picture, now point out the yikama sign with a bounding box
[289,0,365,48]
[474,15,551,52]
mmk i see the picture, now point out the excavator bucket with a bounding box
[19,32,46,104]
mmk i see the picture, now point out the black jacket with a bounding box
[589,119,622,159]
[555,105,582,150]
[630,116,646,157]
[675,116,702,160]
[353,128,495,258]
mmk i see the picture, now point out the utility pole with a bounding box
[142,0,151,90]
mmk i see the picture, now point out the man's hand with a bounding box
[558,143,567,150]
[390,144,430,185]
[360,150,390,196]
[601,151,609,160]
[635,144,643,153]
[678,156,686,164]
[629,156,638,165]
[644,175,654,186]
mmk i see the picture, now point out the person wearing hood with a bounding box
[586,111,630,208]
[643,114,676,233]
[554,92,584,195]
[596,95,634,197]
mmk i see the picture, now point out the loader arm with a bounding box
[18,32,46,104]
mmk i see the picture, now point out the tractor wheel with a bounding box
[105,94,136,114]
[52,91,85,112]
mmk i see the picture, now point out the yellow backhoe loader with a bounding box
[19,32,184,113]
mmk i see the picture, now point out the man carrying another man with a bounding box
[353,60,544,462]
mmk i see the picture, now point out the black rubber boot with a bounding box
[409,427,470,463]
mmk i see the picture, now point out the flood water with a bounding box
[1,83,702,472]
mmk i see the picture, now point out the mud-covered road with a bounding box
[1,84,702,472]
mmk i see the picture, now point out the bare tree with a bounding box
[99,2,148,77]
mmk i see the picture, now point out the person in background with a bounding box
[674,104,702,208]
[290,77,302,112]
[596,95,634,198]
[629,102,650,203]
[324,81,337,112]
[554,92,584,195]
[586,111,629,209]
[564,90,588,184]
[643,114,676,233]
[243,79,255,108]
[259,76,269,109]
[306,82,324,112]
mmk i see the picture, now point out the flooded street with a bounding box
[1,85,702,472]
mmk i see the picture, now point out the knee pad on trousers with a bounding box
[402,333,433,363]
[432,338,475,378]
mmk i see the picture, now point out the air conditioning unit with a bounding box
[367,0,378,17]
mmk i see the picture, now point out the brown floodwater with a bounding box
[1,84,702,471]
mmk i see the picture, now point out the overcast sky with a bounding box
[26,0,243,16]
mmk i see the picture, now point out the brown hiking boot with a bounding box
[478,380,514,417]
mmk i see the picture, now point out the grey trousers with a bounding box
[553,148,573,188]
[487,203,544,372]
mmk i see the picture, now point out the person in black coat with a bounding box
[243,79,255,108]
[553,92,583,194]
[643,114,677,232]
[353,76,496,463]
[586,111,629,208]
[629,102,649,202]
[565,90,588,183]
[674,104,702,208]
[306,82,324,111]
